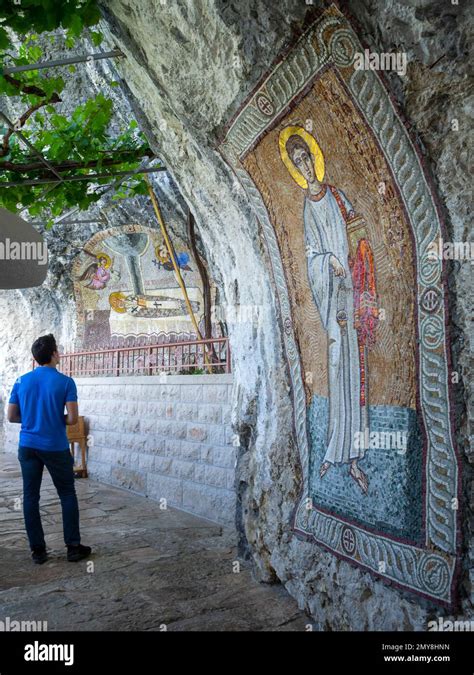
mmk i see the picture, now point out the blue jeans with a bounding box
[18,446,81,550]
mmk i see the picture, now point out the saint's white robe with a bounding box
[304,186,365,465]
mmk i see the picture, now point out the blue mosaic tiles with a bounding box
[308,394,423,542]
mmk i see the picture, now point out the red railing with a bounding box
[33,337,231,377]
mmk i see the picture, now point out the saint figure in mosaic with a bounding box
[279,126,378,493]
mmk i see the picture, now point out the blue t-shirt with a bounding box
[9,367,78,451]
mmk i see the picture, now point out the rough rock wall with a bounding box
[0,288,66,448]
[97,0,473,629]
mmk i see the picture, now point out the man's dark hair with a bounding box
[31,334,58,365]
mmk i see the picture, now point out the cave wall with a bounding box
[96,0,472,628]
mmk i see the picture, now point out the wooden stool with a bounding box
[67,416,88,478]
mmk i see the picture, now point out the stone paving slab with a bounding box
[0,452,311,631]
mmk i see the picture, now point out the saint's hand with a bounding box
[330,255,346,277]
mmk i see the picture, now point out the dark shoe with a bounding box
[67,544,92,562]
[31,547,47,565]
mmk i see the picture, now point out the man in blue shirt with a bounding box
[8,334,91,564]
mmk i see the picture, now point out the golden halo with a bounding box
[108,291,127,313]
[278,125,325,188]
[95,252,112,269]
[155,244,170,264]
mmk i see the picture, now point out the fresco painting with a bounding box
[73,224,207,348]
[219,6,460,604]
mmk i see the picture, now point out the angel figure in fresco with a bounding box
[77,252,114,290]
[279,125,378,494]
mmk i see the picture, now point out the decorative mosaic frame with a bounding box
[218,6,460,605]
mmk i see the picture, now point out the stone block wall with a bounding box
[5,374,236,527]
[80,374,235,526]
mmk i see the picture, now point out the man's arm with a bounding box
[64,377,78,426]
[8,379,21,423]
[65,401,79,426]
[7,403,21,423]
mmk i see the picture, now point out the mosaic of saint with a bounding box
[219,5,460,604]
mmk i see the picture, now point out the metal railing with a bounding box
[32,337,231,378]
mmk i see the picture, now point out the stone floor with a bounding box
[0,452,310,631]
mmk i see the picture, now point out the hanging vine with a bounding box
[0,0,156,227]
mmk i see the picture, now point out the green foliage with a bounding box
[0,91,151,226]
[0,0,154,228]
[89,30,103,47]
[0,1,101,44]
[0,43,66,102]
[178,367,207,376]
[0,26,10,50]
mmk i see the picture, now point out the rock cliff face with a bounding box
[0,0,471,628]
[95,0,472,628]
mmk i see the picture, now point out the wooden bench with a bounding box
[67,416,88,478]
